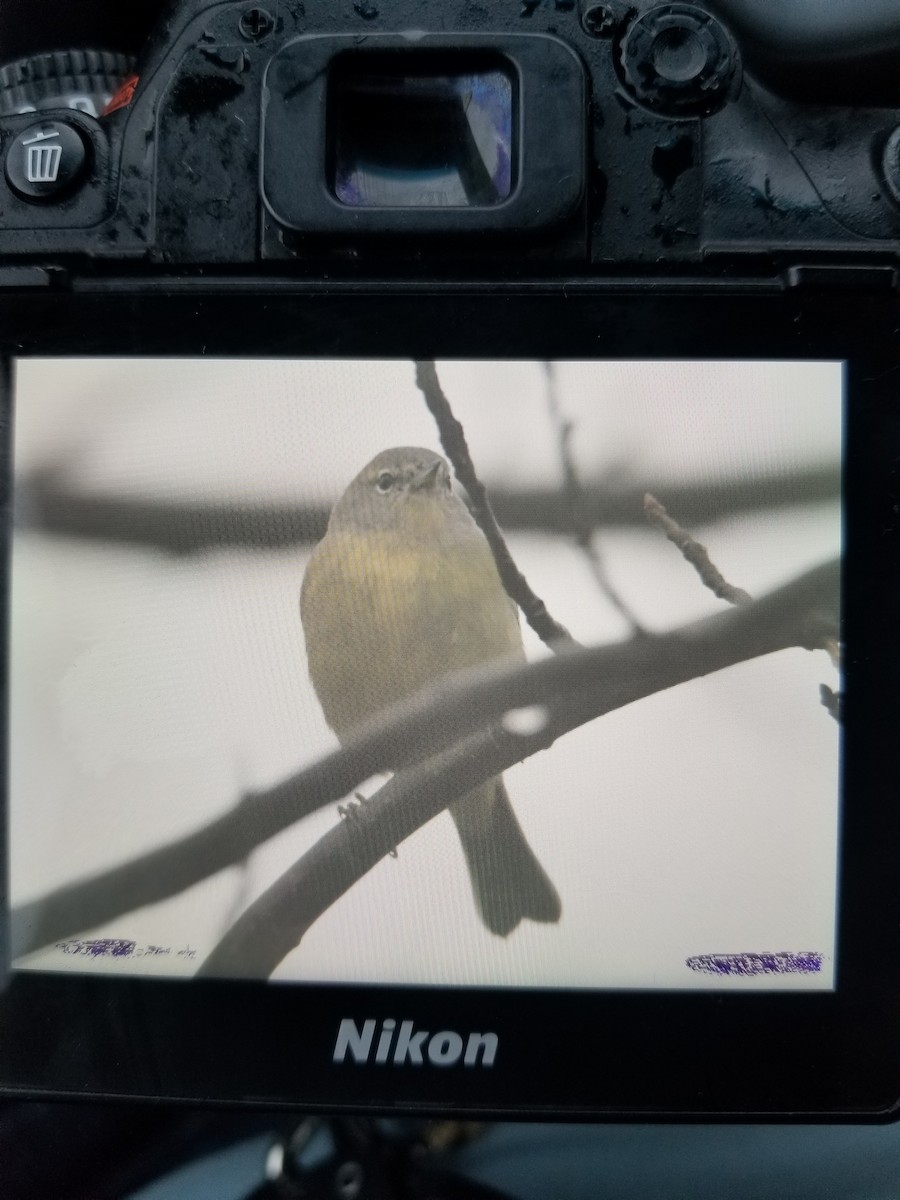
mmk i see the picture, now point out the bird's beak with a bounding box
[409,460,443,492]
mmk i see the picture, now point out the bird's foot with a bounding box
[338,792,398,858]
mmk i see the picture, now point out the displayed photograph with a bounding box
[8,357,842,990]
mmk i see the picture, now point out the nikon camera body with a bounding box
[0,1,899,1121]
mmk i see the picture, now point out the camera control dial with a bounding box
[618,3,740,116]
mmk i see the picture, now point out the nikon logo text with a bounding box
[333,1018,498,1068]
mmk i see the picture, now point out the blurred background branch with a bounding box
[17,462,840,555]
[543,360,647,636]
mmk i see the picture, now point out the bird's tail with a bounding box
[450,778,562,937]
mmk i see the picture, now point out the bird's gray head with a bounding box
[328,447,458,533]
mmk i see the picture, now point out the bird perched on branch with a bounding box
[300,446,561,936]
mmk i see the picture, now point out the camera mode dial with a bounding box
[618,3,740,116]
[0,50,135,119]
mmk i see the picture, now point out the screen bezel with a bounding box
[0,281,897,1119]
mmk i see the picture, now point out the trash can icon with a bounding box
[23,131,62,184]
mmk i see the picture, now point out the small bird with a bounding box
[300,447,561,936]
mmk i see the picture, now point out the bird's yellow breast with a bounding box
[300,526,523,738]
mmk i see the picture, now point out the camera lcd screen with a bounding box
[8,357,841,995]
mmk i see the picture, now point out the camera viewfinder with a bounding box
[330,56,515,208]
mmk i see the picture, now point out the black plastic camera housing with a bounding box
[0,0,897,275]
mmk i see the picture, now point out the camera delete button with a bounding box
[4,119,89,202]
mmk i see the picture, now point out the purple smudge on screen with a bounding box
[56,938,136,959]
[686,951,822,977]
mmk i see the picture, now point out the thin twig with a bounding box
[643,492,753,606]
[414,359,578,650]
[644,493,838,720]
[543,362,646,635]
[12,559,840,959]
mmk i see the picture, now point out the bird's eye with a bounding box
[375,470,396,494]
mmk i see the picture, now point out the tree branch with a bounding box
[200,556,839,977]
[12,559,840,960]
[414,359,578,649]
[198,728,547,978]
